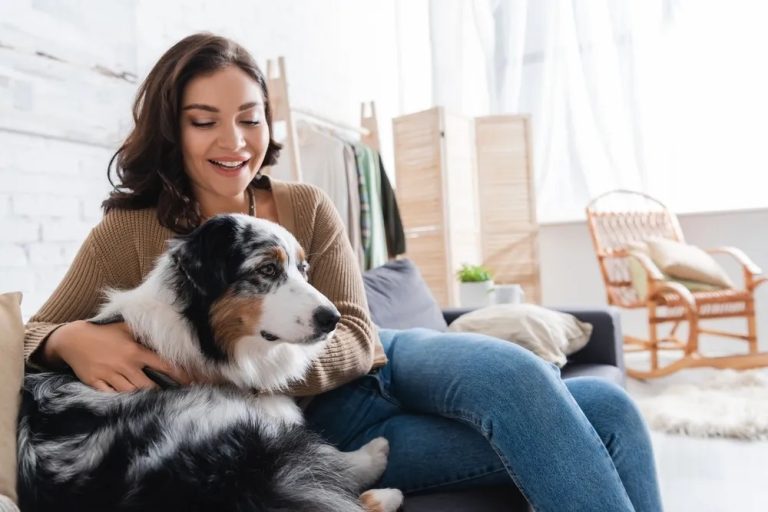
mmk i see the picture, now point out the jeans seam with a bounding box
[372,373,403,409]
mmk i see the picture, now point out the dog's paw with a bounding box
[360,488,404,512]
[360,437,389,476]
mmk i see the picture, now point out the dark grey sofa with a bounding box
[361,260,626,512]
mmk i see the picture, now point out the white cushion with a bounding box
[645,238,734,288]
[448,304,593,367]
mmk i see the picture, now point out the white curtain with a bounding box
[429,0,673,222]
[430,0,768,220]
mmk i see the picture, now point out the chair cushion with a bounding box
[362,259,448,331]
[447,304,593,367]
[645,238,735,288]
[627,255,722,298]
[0,292,23,506]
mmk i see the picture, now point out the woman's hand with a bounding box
[41,320,192,392]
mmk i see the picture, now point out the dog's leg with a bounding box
[328,436,391,491]
[317,437,403,511]
[360,488,404,512]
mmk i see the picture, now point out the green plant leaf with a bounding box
[456,263,493,282]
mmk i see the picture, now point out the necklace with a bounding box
[246,186,255,216]
[200,188,255,223]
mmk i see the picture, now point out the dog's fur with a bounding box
[17,214,403,512]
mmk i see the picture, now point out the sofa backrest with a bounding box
[362,259,448,331]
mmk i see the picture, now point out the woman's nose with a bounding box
[217,122,245,150]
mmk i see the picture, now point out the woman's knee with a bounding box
[566,377,646,433]
[465,333,560,381]
[435,333,563,400]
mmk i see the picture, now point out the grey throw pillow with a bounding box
[362,259,448,331]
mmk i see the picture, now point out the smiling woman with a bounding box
[180,69,270,219]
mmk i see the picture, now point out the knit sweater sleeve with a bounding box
[284,186,382,396]
[24,211,141,364]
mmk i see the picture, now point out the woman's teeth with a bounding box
[210,159,248,169]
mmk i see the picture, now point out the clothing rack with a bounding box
[264,56,381,182]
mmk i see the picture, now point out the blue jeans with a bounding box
[304,328,663,512]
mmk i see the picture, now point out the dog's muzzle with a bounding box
[312,306,341,335]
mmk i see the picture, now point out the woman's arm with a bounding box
[25,213,189,390]
[25,229,113,364]
[284,188,381,396]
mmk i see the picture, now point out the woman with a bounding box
[25,33,662,512]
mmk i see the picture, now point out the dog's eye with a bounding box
[258,263,278,277]
[298,262,309,274]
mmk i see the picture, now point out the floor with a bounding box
[625,351,768,512]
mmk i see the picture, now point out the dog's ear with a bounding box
[170,216,245,297]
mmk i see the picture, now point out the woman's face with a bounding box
[180,65,270,205]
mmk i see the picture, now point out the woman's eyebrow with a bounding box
[182,102,263,113]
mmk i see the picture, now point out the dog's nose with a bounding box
[312,306,341,334]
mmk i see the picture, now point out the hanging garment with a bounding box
[268,121,362,257]
[354,144,388,270]
[342,142,365,268]
[377,154,406,258]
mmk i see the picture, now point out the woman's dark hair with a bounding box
[103,33,282,233]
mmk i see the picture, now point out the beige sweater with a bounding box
[24,176,387,397]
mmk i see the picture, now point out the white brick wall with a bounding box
[0,129,113,318]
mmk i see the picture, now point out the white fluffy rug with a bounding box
[633,369,768,440]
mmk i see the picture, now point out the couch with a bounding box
[0,260,625,511]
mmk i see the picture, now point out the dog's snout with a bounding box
[312,306,341,334]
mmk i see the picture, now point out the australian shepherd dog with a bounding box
[17,214,403,512]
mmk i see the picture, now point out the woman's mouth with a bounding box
[208,159,249,170]
[208,158,250,176]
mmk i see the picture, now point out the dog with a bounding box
[17,214,404,512]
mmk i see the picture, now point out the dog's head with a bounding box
[99,214,340,390]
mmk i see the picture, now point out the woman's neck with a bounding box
[197,189,253,219]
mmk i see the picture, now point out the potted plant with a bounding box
[457,264,494,308]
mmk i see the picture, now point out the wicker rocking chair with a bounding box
[586,190,768,379]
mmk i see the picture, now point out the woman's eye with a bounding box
[241,120,261,126]
[258,263,277,277]
[191,121,215,128]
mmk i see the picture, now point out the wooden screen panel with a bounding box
[475,115,541,303]
[393,107,451,305]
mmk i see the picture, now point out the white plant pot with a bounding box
[459,280,494,308]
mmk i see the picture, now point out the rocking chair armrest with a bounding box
[627,251,665,281]
[706,246,763,276]
[649,281,697,310]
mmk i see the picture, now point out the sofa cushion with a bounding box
[0,292,23,506]
[363,259,448,331]
[447,304,593,367]
[404,485,526,512]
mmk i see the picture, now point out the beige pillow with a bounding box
[0,292,23,508]
[645,238,734,288]
[447,304,593,367]
[626,242,722,298]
